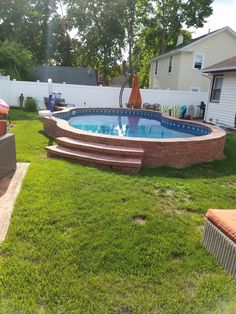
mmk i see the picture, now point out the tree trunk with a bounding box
[127,0,135,86]
[102,49,109,86]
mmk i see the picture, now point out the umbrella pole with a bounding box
[119,75,132,108]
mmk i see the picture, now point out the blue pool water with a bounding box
[68,114,195,139]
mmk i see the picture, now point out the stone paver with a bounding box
[0,162,30,242]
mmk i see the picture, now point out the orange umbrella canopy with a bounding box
[128,75,142,109]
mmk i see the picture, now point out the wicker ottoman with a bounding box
[202,209,236,279]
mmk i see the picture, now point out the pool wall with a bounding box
[43,108,226,169]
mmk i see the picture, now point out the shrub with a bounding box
[0,40,35,80]
[24,97,37,112]
[171,105,181,118]
[160,104,170,113]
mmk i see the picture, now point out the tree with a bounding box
[152,0,213,53]
[0,41,35,80]
[67,0,125,85]
[133,0,213,86]
[120,0,151,84]
[47,1,76,66]
[14,0,58,64]
[0,0,69,65]
[47,16,75,66]
[0,0,214,86]
[123,0,136,80]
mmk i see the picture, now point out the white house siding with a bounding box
[205,73,236,127]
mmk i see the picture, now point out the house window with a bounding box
[210,75,223,102]
[154,61,158,76]
[168,56,173,73]
[193,54,204,70]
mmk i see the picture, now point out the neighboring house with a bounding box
[149,26,236,92]
[32,65,97,86]
[203,56,236,128]
[109,76,128,87]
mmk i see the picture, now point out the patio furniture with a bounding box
[197,101,206,119]
[44,97,75,111]
[0,133,16,180]
[187,105,195,119]
[180,105,187,119]
[202,209,236,279]
[143,103,161,111]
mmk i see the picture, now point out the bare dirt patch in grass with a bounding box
[163,189,175,198]
[116,306,133,314]
[132,215,147,225]
[164,207,185,216]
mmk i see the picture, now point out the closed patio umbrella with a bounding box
[128,74,142,109]
[0,99,9,114]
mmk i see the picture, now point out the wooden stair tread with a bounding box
[56,137,144,155]
[46,145,142,167]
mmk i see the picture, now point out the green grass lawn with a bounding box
[0,108,236,313]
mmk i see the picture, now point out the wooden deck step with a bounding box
[46,145,142,173]
[56,137,144,157]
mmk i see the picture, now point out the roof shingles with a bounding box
[151,30,218,60]
[203,56,236,72]
[151,27,233,61]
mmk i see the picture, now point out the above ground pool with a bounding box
[56,108,210,139]
[43,107,226,172]
[68,113,205,139]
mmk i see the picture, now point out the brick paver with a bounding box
[0,162,30,242]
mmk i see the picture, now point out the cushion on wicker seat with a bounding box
[205,209,236,243]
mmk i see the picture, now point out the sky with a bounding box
[191,0,236,38]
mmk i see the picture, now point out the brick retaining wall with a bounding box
[43,113,226,169]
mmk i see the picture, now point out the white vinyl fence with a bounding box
[0,76,207,116]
